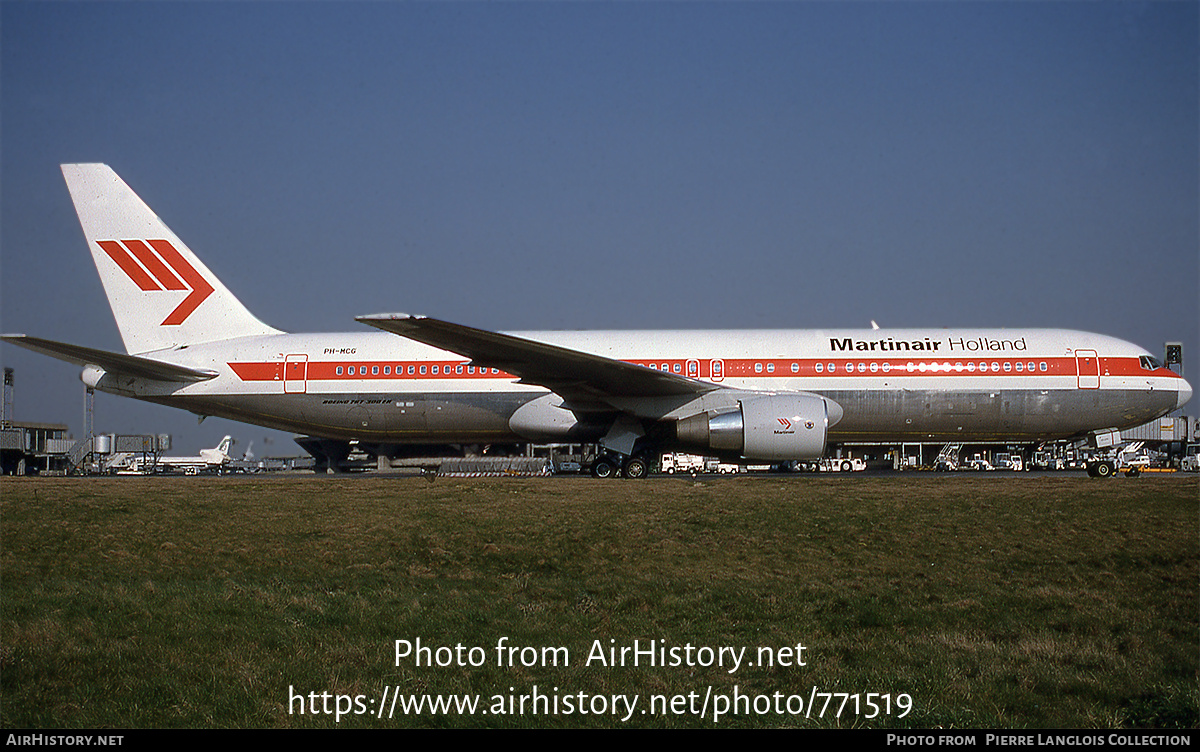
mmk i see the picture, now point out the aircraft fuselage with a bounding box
[102,327,1188,445]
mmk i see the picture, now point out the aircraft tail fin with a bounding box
[61,164,281,355]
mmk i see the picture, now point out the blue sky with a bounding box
[2,2,1196,454]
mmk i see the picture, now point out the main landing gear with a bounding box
[590,452,651,479]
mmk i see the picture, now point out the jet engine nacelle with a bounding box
[674,393,836,461]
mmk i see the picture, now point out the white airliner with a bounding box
[2,164,1192,477]
[157,434,234,474]
[113,435,234,475]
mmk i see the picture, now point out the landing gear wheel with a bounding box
[592,458,617,478]
[623,457,649,479]
[1092,460,1115,478]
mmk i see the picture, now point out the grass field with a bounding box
[1,474,1196,728]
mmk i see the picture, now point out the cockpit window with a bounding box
[1140,355,1163,371]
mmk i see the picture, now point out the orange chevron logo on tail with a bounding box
[96,239,214,325]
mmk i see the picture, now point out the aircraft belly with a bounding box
[147,384,1179,445]
[147,391,536,442]
[822,388,1177,442]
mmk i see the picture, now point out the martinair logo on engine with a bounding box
[775,417,816,434]
[97,239,214,326]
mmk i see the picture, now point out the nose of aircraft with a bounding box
[1177,376,1193,411]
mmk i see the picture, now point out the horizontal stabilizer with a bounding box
[356,313,717,400]
[1,335,218,383]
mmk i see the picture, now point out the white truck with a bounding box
[660,453,707,475]
[1181,444,1199,473]
[807,458,867,472]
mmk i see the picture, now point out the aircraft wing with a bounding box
[356,313,720,401]
[1,335,219,383]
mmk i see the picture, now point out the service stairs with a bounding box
[935,443,963,469]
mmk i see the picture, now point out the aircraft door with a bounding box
[284,354,308,394]
[1075,350,1099,389]
[687,359,699,379]
[710,359,724,382]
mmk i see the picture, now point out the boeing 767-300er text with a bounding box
[2,165,1191,477]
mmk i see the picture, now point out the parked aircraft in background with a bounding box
[153,435,234,474]
[2,165,1192,477]
[108,435,234,475]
